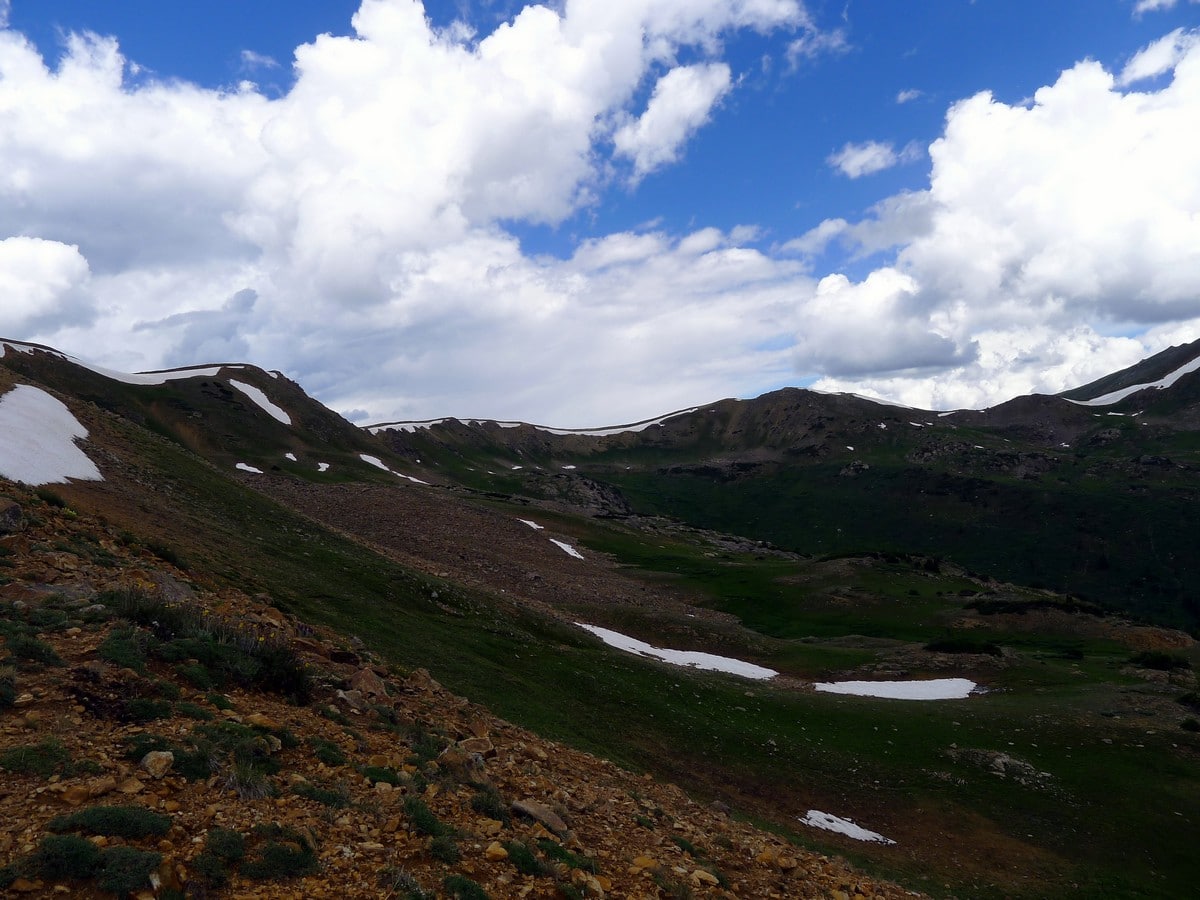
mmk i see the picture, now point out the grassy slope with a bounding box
[51,400,1199,899]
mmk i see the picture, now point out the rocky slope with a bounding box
[0,484,916,899]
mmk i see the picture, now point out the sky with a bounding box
[1,0,1199,427]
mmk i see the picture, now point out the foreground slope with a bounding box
[1,484,911,898]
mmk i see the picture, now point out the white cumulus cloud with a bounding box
[802,28,1200,407]
[613,62,733,179]
[827,140,920,178]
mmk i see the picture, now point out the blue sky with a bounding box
[1,0,1199,425]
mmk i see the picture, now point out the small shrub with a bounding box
[380,866,434,899]
[403,797,449,837]
[0,666,15,708]
[293,781,350,808]
[49,805,171,838]
[1130,650,1192,671]
[31,834,103,879]
[471,785,510,822]
[241,825,318,880]
[97,626,150,672]
[190,851,231,889]
[207,692,234,710]
[361,764,403,786]
[206,827,246,862]
[96,846,161,895]
[220,760,276,800]
[537,840,596,873]
[925,636,1002,656]
[430,834,460,863]
[178,663,215,690]
[1181,718,1200,732]
[27,606,70,631]
[145,540,187,570]
[444,874,490,900]
[309,737,347,767]
[1,739,72,777]
[504,841,546,876]
[5,632,64,667]
[35,488,68,508]
[671,835,700,857]
[651,869,694,899]
[123,698,173,722]
[176,701,213,720]
[1178,692,1200,712]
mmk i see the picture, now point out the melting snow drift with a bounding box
[576,623,778,680]
[549,539,584,559]
[800,810,895,844]
[517,519,545,530]
[229,379,291,424]
[235,463,264,474]
[814,678,977,700]
[0,385,103,486]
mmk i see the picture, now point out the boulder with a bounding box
[512,799,569,834]
[0,499,24,534]
[140,751,174,780]
[349,667,389,698]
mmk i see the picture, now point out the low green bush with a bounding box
[470,785,509,822]
[503,841,545,876]
[537,839,596,873]
[5,633,64,667]
[96,846,161,895]
[31,834,102,880]
[925,635,1002,656]
[240,824,318,880]
[443,874,490,899]
[403,797,449,837]
[1,739,72,778]
[430,834,460,863]
[49,805,171,839]
[1130,650,1192,671]
[293,781,350,807]
[309,736,347,767]
[97,626,150,672]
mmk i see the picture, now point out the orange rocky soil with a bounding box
[0,485,918,899]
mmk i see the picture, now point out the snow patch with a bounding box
[317,462,330,473]
[550,539,585,560]
[228,379,291,425]
[518,519,545,531]
[0,385,102,485]
[1068,355,1200,406]
[358,453,429,485]
[800,811,895,844]
[576,623,778,680]
[535,408,700,436]
[235,463,264,474]
[284,452,297,462]
[813,678,978,700]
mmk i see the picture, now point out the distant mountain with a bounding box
[368,339,1200,629]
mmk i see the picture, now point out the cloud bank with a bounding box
[0,3,1198,425]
